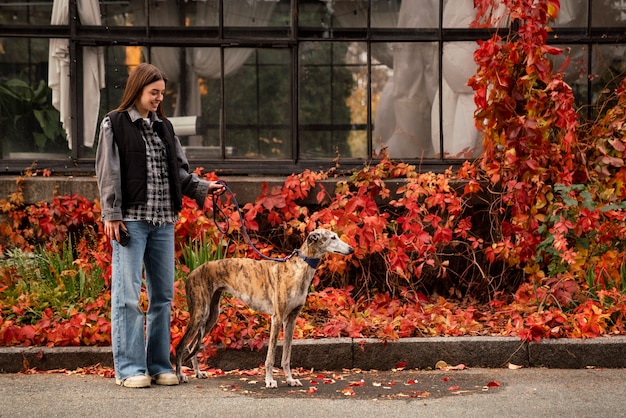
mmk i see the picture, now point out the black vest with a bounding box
[108,111,183,211]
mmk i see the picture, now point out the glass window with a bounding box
[591,44,626,101]
[438,42,478,159]
[0,1,54,25]
[440,0,487,158]
[1,0,626,172]
[100,0,142,27]
[186,48,223,159]
[371,0,402,29]
[183,0,291,28]
[443,0,472,28]
[552,0,588,27]
[0,36,69,159]
[298,40,370,160]
[592,0,626,26]
[98,45,293,160]
[299,41,365,159]
[372,42,438,159]
[224,48,291,159]
[300,0,438,30]
[299,0,352,29]
[99,0,193,28]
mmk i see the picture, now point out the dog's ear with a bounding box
[307,230,321,244]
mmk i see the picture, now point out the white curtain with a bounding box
[49,0,105,149]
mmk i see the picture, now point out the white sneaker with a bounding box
[115,375,151,388]
[152,372,179,386]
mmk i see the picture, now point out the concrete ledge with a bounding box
[529,336,626,368]
[0,346,113,373]
[0,175,282,206]
[353,337,528,370]
[2,336,625,373]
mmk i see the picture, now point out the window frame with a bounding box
[0,0,624,175]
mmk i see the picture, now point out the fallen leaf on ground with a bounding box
[435,360,449,370]
[342,387,356,396]
[436,361,468,371]
[394,361,407,371]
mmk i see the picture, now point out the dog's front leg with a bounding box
[264,315,281,388]
[281,309,302,387]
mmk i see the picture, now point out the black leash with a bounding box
[210,180,320,267]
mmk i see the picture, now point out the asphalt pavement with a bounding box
[1,336,626,417]
[0,367,625,417]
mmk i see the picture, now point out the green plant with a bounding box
[585,264,626,303]
[0,239,105,326]
[0,78,66,154]
[0,248,39,283]
[37,237,105,302]
[180,233,229,272]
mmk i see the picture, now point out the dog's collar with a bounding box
[294,250,321,269]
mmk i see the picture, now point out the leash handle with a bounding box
[210,180,294,263]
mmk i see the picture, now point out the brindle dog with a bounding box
[175,229,354,388]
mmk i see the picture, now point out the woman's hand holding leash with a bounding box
[203,180,226,213]
[208,180,226,196]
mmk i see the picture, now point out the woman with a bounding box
[95,63,224,388]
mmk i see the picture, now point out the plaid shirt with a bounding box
[124,117,178,224]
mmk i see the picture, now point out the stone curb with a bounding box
[1,336,626,373]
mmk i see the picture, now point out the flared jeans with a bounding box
[110,220,175,380]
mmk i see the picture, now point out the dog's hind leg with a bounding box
[281,307,303,387]
[190,289,223,379]
[175,269,211,383]
[185,325,206,379]
[175,319,200,383]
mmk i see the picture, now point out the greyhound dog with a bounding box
[175,228,354,388]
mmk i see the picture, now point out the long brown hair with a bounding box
[115,63,168,119]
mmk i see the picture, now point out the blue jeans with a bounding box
[110,220,175,380]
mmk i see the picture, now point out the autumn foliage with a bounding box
[2,0,626,351]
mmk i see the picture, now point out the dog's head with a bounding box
[306,229,354,256]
